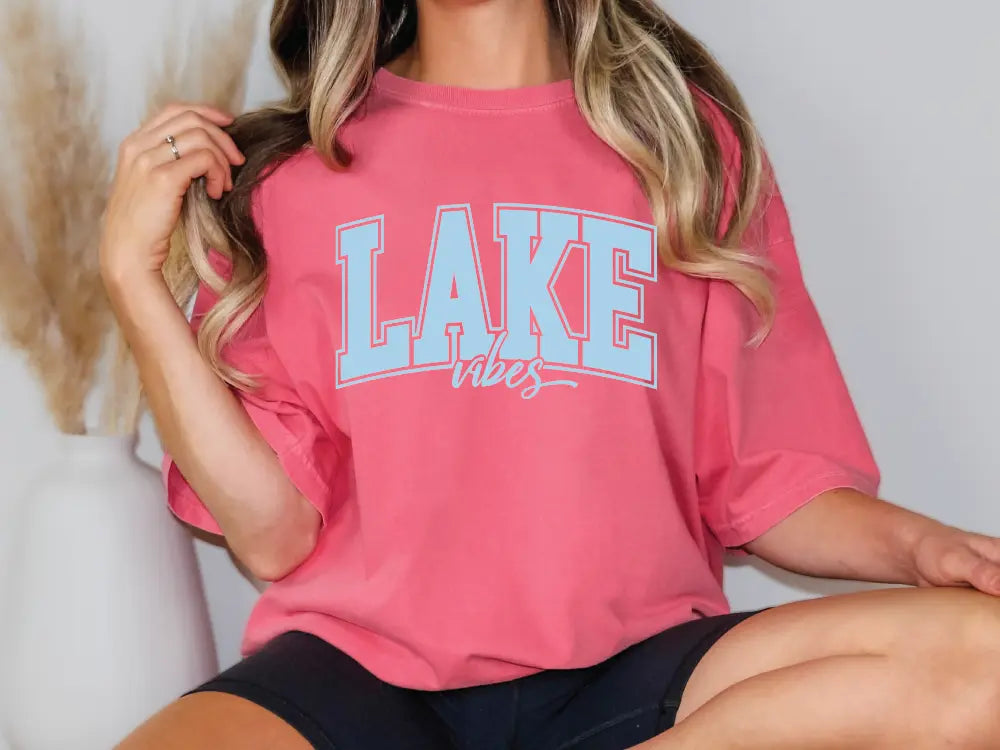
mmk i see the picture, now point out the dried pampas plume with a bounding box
[0,0,112,435]
[0,0,261,436]
[101,0,262,436]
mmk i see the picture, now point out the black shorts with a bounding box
[185,609,766,749]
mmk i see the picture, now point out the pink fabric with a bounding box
[162,67,880,690]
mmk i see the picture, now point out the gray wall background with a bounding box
[1,0,997,669]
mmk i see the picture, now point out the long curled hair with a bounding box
[168,0,770,389]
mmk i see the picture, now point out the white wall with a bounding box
[2,0,997,671]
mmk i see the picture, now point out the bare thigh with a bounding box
[114,691,311,750]
[676,585,1000,724]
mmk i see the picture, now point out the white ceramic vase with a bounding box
[1,432,218,750]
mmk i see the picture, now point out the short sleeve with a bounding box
[161,250,343,536]
[694,165,881,555]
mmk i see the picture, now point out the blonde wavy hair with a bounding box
[166,0,772,390]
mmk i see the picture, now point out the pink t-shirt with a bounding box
[162,67,880,690]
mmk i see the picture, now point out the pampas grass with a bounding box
[101,0,261,437]
[0,0,261,436]
[0,0,112,435]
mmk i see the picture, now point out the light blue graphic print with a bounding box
[413,206,493,365]
[335,216,411,383]
[580,215,657,384]
[495,207,579,364]
[335,203,657,399]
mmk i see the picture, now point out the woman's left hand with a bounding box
[745,489,1000,597]
[912,527,1000,596]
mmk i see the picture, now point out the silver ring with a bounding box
[165,134,181,160]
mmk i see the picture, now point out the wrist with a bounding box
[101,259,167,298]
[98,238,167,285]
[102,263,181,326]
[890,506,950,586]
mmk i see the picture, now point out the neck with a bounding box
[388,0,569,89]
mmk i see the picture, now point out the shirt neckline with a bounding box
[371,66,576,112]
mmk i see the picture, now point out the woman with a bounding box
[102,1,1000,748]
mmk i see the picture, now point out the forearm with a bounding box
[743,488,947,586]
[105,271,319,579]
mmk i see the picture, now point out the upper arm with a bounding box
[161,182,345,540]
[691,96,881,555]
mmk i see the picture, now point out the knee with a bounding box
[947,589,1000,658]
[933,590,1000,690]
[937,667,1000,749]
[929,591,1000,747]
[915,588,1000,657]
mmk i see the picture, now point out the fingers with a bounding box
[965,533,1000,565]
[143,101,234,131]
[119,107,245,178]
[147,110,245,167]
[137,127,234,192]
[117,104,247,201]
[967,558,1000,597]
[152,148,231,201]
[940,546,1000,596]
[129,138,228,200]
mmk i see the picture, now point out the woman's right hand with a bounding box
[99,102,246,286]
